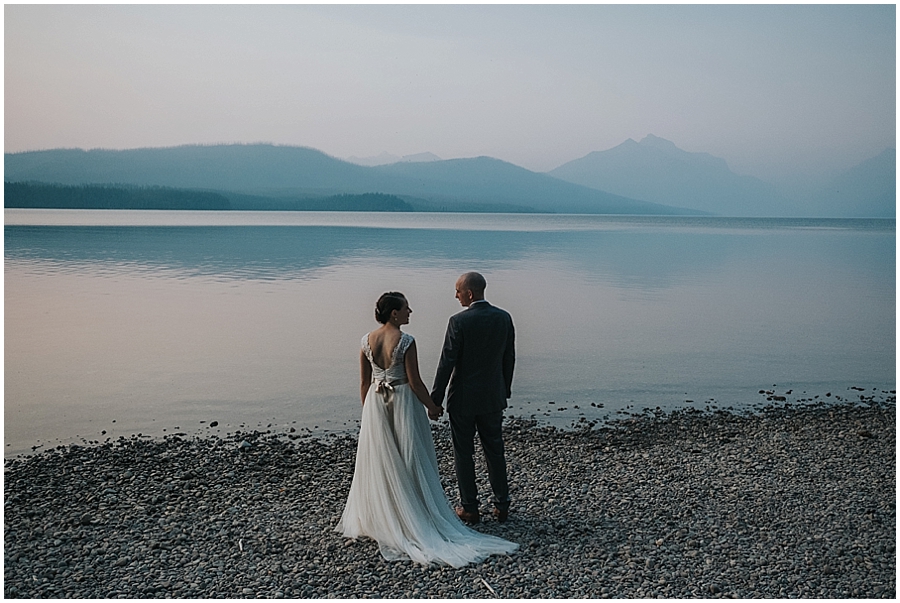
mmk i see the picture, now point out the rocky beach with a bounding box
[4,396,895,599]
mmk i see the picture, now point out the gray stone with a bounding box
[3,400,895,599]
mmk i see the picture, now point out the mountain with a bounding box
[345,151,442,167]
[369,156,698,214]
[5,144,698,215]
[806,148,895,218]
[548,134,788,217]
[3,145,393,194]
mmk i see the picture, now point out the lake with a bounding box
[5,210,895,456]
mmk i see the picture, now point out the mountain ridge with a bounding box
[548,135,785,216]
[345,151,442,167]
[548,135,895,217]
[4,143,699,215]
[806,148,896,218]
[8,140,891,217]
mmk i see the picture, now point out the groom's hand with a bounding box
[427,405,444,421]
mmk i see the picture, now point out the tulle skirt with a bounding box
[336,383,518,567]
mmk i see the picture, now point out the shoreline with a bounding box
[7,384,895,459]
[5,399,895,598]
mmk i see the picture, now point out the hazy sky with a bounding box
[4,4,895,186]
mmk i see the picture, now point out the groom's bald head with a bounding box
[459,272,486,294]
[455,272,486,307]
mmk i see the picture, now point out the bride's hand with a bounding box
[427,403,444,421]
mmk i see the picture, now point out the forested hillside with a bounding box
[5,182,231,210]
[5,182,415,212]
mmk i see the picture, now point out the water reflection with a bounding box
[11,223,881,288]
[4,215,895,456]
[6,226,547,280]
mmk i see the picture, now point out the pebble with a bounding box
[3,398,895,598]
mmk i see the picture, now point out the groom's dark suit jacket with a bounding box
[431,301,515,416]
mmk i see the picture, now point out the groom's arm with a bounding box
[502,315,515,398]
[430,316,461,406]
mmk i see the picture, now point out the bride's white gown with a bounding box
[336,331,518,567]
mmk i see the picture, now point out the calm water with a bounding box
[5,210,896,455]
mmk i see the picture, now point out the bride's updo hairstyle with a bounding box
[375,292,407,324]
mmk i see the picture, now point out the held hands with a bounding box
[427,402,444,421]
[427,391,445,421]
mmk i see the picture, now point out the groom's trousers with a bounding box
[449,410,510,514]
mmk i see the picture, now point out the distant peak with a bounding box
[344,151,398,165]
[638,134,678,151]
[345,151,441,167]
[602,138,639,153]
[400,151,442,163]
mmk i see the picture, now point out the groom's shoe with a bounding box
[456,507,480,524]
[493,508,509,523]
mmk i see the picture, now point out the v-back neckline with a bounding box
[368,332,404,371]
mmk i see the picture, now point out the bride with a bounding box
[336,292,518,567]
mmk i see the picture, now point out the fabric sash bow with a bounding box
[374,378,408,407]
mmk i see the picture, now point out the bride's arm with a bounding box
[404,341,443,417]
[360,349,372,405]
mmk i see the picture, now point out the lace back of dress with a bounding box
[362,332,412,382]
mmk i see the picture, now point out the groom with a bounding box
[430,272,515,524]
